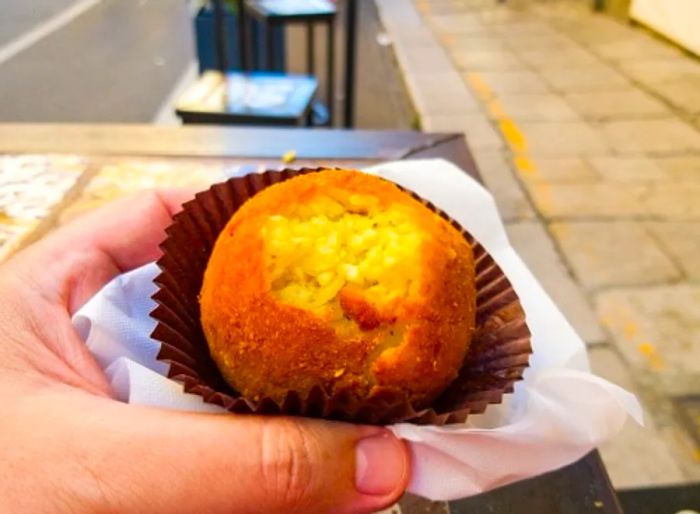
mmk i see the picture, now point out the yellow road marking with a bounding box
[487,98,508,119]
[465,72,529,155]
[637,342,665,370]
[513,155,541,180]
[465,72,493,101]
[499,119,527,153]
[530,182,554,214]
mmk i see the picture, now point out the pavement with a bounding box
[375,0,700,489]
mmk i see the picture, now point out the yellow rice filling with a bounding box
[261,195,425,311]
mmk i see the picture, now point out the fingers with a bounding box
[59,188,195,272]
[7,189,196,312]
[131,409,409,514]
[74,398,410,514]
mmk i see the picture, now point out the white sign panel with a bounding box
[631,0,700,57]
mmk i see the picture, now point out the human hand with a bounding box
[0,190,410,514]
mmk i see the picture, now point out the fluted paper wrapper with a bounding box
[150,168,532,425]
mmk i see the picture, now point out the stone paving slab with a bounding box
[408,72,481,115]
[645,182,700,221]
[646,222,700,280]
[521,156,599,182]
[590,37,683,62]
[645,78,700,116]
[516,47,601,68]
[505,220,605,344]
[526,182,651,218]
[525,154,700,187]
[538,65,631,93]
[565,89,671,120]
[451,48,526,71]
[471,70,549,94]
[617,57,700,85]
[600,118,700,154]
[588,346,689,487]
[595,285,700,398]
[510,121,610,155]
[470,149,536,222]
[655,155,700,180]
[588,156,667,182]
[549,221,681,290]
[502,33,579,51]
[478,8,539,26]
[428,12,485,32]
[441,34,512,52]
[490,20,561,39]
[490,92,580,121]
[550,11,636,44]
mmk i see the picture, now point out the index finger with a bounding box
[64,188,197,272]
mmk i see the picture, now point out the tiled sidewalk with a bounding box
[376,0,700,488]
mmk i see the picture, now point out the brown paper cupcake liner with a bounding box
[150,168,532,425]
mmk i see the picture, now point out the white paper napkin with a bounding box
[73,159,642,501]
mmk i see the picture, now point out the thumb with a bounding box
[90,400,411,514]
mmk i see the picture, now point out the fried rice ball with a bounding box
[200,169,476,408]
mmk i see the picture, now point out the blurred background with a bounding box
[0,0,699,512]
[0,0,416,127]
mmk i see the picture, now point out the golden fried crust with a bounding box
[200,169,476,408]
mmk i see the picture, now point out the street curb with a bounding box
[374,0,482,129]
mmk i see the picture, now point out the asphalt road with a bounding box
[0,0,78,46]
[0,0,194,122]
[0,0,414,128]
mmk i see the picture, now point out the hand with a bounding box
[0,190,410,514]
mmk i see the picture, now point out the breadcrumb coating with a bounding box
[200,169,476,407]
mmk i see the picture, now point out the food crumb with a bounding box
[593,500,604,508]
[282,150,297,163]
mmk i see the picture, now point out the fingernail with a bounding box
[355,431,407,496]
